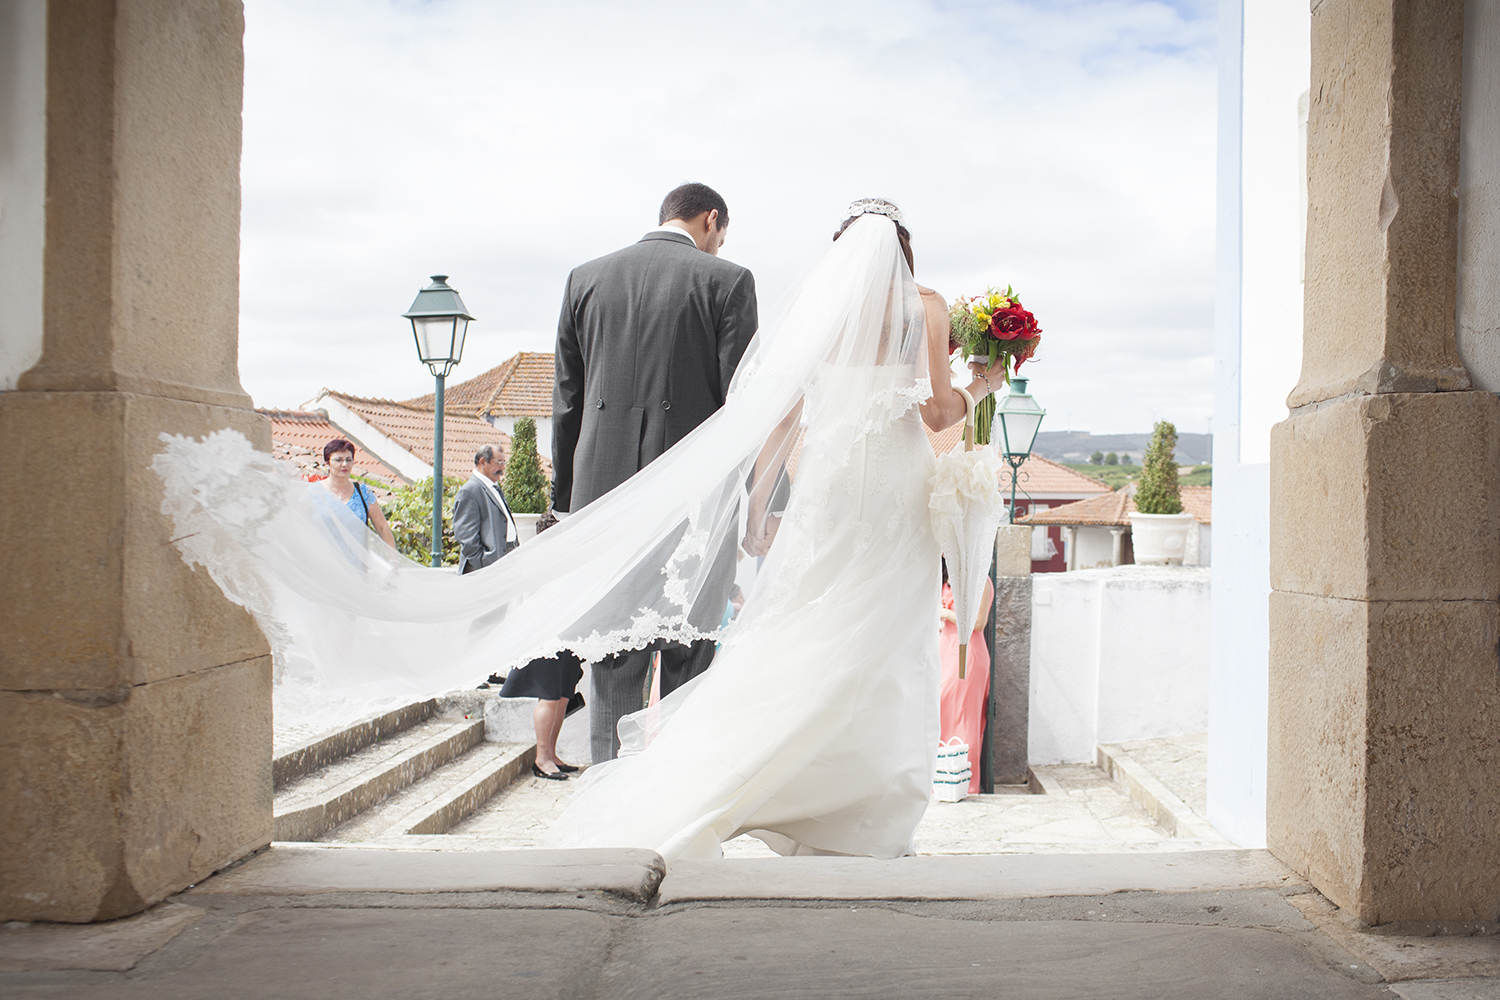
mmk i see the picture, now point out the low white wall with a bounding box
[1029,565,1211,764]
[1072,526,1118,570]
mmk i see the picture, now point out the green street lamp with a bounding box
[994,377,1046,524]
[403,275,473,567]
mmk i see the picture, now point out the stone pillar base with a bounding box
[0,392,273,922]
[1268,390,1500,924]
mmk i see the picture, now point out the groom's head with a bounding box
[659,182,730,256]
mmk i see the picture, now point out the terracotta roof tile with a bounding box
[402,351,554,418]
[321,392,515,481]
[1022,484,1212,526]
[925,424,1113,496]
[258,408,407,486]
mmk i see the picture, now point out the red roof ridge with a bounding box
[320,389,441,413]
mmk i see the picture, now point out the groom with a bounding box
[552,182,758,762]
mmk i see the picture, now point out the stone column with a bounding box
[0,0,273,923]
[985,525,1032,787]
[1268,0,1500,924]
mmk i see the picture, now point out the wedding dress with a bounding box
[153,213,944,861]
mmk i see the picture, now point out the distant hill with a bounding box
[1030,431,1213,466]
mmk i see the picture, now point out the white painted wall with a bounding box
[0,0,47,390]
[1207,0,1303,849]
[1028,566,1210,765]
[1238,0,1309,463]
[1072,527,1117,570]
[1457,0,1500,389]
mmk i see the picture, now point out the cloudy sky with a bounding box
[239,0,1216,436]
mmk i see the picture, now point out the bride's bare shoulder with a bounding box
[917,285,943,301]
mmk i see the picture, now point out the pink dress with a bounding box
[939,580,992,793]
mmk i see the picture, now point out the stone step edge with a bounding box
[381,743,537,838]
[273,719,484,842]
[274,699,437,790]
[1095,742,1226,843]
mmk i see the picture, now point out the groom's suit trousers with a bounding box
[590,638,716,763]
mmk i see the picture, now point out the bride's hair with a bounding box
[834,199,913,273]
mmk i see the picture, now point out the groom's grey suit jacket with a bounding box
[552,230,758,513]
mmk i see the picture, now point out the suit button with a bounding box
[596,398,605,409]
[661,400,671,410]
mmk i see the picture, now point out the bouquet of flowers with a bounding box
[949,286,1041,445]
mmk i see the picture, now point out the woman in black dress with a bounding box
[498,511,583,779]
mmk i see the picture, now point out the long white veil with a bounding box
[153,215,930,734]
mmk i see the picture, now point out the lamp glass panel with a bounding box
[996,391,1045,457]
[998,409,1044,456]
[412,316,458,364]
[450,317,470,365]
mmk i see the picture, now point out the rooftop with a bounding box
[403,351,554,418]
[317,391,516,481]
[926,424,1113,497]
[258,408,407,486]
[1023,484,1212,526]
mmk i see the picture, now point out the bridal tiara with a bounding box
[843,199,905,227]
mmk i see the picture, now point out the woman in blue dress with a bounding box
[313,438,396,549]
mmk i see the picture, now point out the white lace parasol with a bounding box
[929,387,1006,678]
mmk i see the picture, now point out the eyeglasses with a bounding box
[329,454,355,465]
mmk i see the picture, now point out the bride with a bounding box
[549,202,1003,859]
[152,199,1005,862]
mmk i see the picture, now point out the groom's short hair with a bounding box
[659,183,729,230]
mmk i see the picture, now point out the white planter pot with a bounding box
[1128,512,1197,566]
[512,512,542,544]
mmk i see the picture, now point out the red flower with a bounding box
[989,305,1039,342]
[1013,336,1039,370]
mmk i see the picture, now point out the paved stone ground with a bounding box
[4,848,1496,999]
[444,759,1216,856]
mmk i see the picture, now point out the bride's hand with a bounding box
[969,357,1007,383]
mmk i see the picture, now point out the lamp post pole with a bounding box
[403,275,474,570]
[982,376,1046,793]
[431,373,445,567]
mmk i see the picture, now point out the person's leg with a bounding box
[658,638,717,698]
[546,696,570,765]
[589,648,651,763]
[533,698,568,772]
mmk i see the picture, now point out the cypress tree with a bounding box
[503,417,551,514]
[1134,420,1183,515]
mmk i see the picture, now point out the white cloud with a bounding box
[240,0,1215,435]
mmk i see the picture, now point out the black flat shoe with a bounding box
[554,762,579,773]
[532,763,568,781]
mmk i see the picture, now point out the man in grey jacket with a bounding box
[553,182,758,761]
[454,444,519,574]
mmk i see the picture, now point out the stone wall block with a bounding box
[1293,0,1469,409]
[21,0,251,408]
[0,391,271,691]
[1363,599,1500,923]
[0,657,272,923]
[1269,391,1500,602]
[1269,591,1500,923]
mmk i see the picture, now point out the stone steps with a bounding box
[273,716,488,842]
[320,742,534,842]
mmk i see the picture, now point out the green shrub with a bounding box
[1090,450,1104,465]
[503,417,551,515]
[1104,452,1118,465]
[1135,420,1183,515]
[387,475,465,565]
[1121,454,1133,465]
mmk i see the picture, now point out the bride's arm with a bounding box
[744,398,804,556]
[916,287,1005,433]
